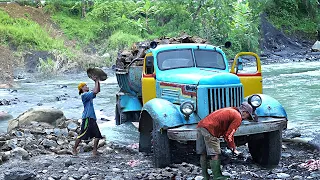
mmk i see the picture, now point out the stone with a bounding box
[7,107,66,132]
[11,147,29,160]
[67,122,78,131]
[54,128,68,137]
[194,176,203,180]
[4,168,36,180]
[309,134,320,151]
[64,159,73,167]
[112,168,121,172]
[293,175,303,180]
[281,152,292,158]
[0,111,13,121]
[41,139,58,148]
[81,174,90,180]
[87,67,108,81]
[277,173,290,179]
[311,41,320,52]
[42,160,52,167]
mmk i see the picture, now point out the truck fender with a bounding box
[117,94,142,112]
[247,94,287,118]
[141,98,185,131]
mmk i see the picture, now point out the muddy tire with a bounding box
[152,122,171,168]
[248,130,282,167]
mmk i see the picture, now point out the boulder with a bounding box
[311,41,320,52]
[7,107,66,133]
[87,67,108,81]
[0,111,13,121]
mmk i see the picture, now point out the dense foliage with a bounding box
[44,0,319,54]
[0,10,64,51]
[0,0,319,62]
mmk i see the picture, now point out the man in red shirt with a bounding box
[197,102,254,180]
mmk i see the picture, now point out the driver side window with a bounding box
[145,56,154,74]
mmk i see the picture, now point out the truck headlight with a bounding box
[248,94,262,108]
[180,102,194,116]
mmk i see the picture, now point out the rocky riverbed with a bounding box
[0,108,319,180]
[0,134,319,180]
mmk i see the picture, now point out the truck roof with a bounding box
[147,43,223,53]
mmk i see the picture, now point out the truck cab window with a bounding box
[157,49,194,70]
[194,50,226,70]
[145,56,154,74]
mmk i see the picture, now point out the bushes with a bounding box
[0,10,64,51]
[51,13,104,44]
[265,0,320,38]
[107,31,142,50]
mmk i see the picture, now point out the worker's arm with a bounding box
[92,76,100,95]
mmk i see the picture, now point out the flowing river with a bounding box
[1,61,320,145]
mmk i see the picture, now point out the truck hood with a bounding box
[156,68,241,85]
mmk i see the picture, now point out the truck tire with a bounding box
[139,132,152,153]
[115,105,127,125]
[248,130,282,167]
[139,112,153,153]
[152,122,171,168]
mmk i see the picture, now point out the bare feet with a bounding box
[72,149,78,156]
[92,150,101,157]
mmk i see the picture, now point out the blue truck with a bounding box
[115,41,288,168]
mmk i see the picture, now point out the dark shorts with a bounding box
[77,118,103,140]
[196,127,221,155]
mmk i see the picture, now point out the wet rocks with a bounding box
[55,93,70,101]
[0,111,13,121]
[0,109,319,179]
[0,98,19,106]
[311,41,320,52]
[4,168,36,180]
[0,108,107,165]
[0,136,318,180]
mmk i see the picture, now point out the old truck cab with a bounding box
[115,42,288,168]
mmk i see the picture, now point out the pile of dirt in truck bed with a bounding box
[115,34,208,69]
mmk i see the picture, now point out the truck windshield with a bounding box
[157,49,194,70]
[194,50,226,69]
[157,49,226,70]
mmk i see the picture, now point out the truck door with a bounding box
[230,52,262,97]
[141,53,156,104]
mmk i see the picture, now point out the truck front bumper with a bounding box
[167,117,287,141]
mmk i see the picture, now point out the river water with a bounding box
[1,62,320,144]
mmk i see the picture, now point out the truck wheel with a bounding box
[152,122,171,168]
[139,112,152,153]
[139,131,152,153]
[248,130,282,167]
[115,105,127,125]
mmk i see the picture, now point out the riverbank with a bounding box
[0,116,319,180]
[0,135,319,179]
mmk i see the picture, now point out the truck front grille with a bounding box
[161,89,180,99]
[207,87,243,113]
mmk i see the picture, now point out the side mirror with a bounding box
[236,57,243,71]
[225,41,232,48]
[150,41,157,49]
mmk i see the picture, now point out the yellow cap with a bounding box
[78,82,86,91]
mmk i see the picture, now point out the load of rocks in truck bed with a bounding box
[115,34,208,69]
